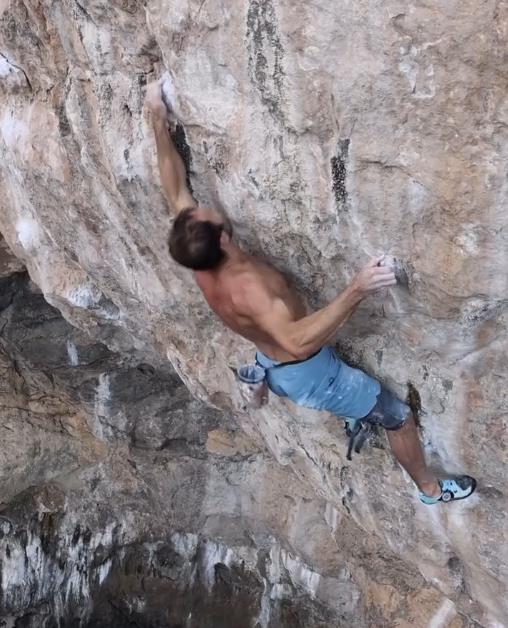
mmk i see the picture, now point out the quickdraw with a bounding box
[345,419,376,461]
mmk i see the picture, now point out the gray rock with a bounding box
[0,1,506,625]
[0,266,464,627]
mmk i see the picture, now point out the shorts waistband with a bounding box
[256,347,323,370]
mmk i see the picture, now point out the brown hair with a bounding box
[168,208,225,270]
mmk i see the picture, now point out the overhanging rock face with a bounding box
[0,1,507,625]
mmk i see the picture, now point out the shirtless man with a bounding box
[146,80,476,505]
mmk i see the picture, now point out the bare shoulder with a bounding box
[227,270,292,327]
[228,269,270,311]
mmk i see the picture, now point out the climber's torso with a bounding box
[195,252,308,362]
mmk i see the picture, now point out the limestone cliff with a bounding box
[0,1,507,626]
[0,267,459,627]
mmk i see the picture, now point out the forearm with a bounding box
[152,116,195,214]
[289,284,364,357]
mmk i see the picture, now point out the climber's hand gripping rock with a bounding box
[352,256,397,296]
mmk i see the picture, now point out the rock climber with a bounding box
[145,79,476,505]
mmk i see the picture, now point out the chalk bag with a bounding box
[236,364,269,409]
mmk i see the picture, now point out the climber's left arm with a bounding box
[152,114,197,214]
[146,81,196,215]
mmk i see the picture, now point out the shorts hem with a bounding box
[381,407,412,431]
[383,416,410,431]
[362,387,412,431]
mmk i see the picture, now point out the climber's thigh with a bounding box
[362,387,411,430]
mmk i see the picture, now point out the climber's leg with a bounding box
[385,413,440,497]
[364,389,476,502]
[145,80,196,214]
[361,387,440,496]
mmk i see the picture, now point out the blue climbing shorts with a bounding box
[256,346,410,429]
[362,386,411,430]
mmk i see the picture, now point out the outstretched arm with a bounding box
[146,82,197,215]
[249,257,396,359]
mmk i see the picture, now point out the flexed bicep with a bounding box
[250,296,303,359]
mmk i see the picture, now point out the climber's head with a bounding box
[168,206,233,271]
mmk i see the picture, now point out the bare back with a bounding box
[195,252,308,361]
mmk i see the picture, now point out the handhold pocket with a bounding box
[236,364,269,409]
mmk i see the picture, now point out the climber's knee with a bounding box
[361,387,411,431]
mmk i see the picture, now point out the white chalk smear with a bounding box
[16,217,41,250]
[161,71,177,110]
[428,598,456,628]
[67,284,96,309]
[66,340,79,366]
[0,55,14,77]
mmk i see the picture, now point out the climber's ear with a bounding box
[220,212,234,238]
[220,228,231,249]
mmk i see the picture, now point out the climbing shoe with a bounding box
[419,476,477,505]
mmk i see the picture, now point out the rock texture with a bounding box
[0,1,507,625]
[0,272,461,627]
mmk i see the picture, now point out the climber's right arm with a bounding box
[245,258,396,359]
[152,115,197,215]
[252,287,365,360]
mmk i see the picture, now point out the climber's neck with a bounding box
[214,241,247,273]
[193,241,246,281]
[216,240,248,273]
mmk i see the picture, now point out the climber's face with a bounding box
[193,206,233,244]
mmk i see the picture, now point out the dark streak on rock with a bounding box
[57,104,72,137]
[331,139,350,209]
[246,0,285,121]
[407,382,422,427]
[74,0,95,23]
[171,123,194,194]
[442,379,453,392]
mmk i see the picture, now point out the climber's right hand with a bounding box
[351,256,396,296]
